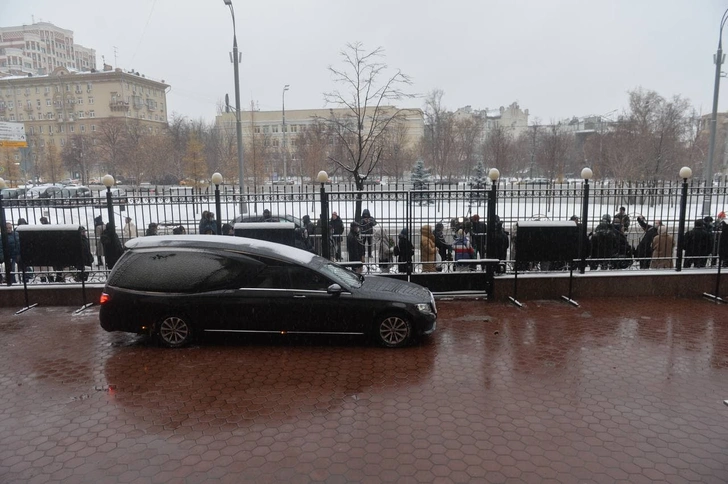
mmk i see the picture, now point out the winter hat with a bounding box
[362,209,371,218]
[719,211,726,220]
[601,214,611,223]
[400,227,408,237]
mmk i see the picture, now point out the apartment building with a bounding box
[0,21,96,77]
[215,106,424,179]
[0,65,169,182]
[454,102,530,140]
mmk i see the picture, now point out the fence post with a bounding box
[486,169,500,295]
[579,168,593,274]
[318,171,330,260]
[676,167,693,272]
[0,177,11,285]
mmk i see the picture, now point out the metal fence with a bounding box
[2,179,728,286]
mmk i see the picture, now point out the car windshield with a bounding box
[320,262,363,289]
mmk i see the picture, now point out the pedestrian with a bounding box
[434,222,453,269]
[94,216,105,268]
[493,221,510,274]
[221,223,234,235]
[146,223,158,236]
[651,225,674,269]
[75,226,94,282]
[329,212,345,261]
[123,216,138,240]
[5,222,19,283]
[100,223,124,270]
[469,214,486,262]
[452,228,476,271]
[346,222,365,274]
[613,206,630,233]
[393,227,414,274]
[263,209,272,221]
[420,225,437,273]
[718,211,728,267]
[359,208,377,259]
[199,211,217,234]
[375,227,395,273]
[588,214,618,270]
[635,215,661,269]
[683,219,712,268]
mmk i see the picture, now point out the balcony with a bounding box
[109,100,129,112]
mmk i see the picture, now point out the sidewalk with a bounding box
[0,298,727,483]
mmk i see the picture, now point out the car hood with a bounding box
[356,276,432,303]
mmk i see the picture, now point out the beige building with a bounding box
[0,21,96,76]
[454,102,530,140]
[215,106,424,180]
[0,66,169,182]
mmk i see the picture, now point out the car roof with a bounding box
[125,234,318,264]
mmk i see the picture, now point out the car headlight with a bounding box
[416,303,432,313]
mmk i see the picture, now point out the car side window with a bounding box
[287,266,330,291]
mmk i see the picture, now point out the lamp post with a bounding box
[0,177,10,285]
[282,84,290,183]
[676,166,693,271]
[317,170,330,260]
[486,168,500,289]
[704,9,728,216]
[212,172,223,235]
[102,174,116,233]
[579,167,593,274]
[223,0,246,215]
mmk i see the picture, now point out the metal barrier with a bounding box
[1,180,728,287]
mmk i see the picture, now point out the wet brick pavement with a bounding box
[1,297,727,483]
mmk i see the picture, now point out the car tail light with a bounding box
[100,292,110,304]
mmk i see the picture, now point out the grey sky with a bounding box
[3,0,726,123]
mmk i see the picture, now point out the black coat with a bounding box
[635,218,658,259]
[330,216,345,236]
[719,221,728,261]
[394,234,414,273]
[100,225,124,269]
[346,231,365,262]
[684,226,713,257]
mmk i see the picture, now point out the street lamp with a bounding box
[282,84,290,183]
[317,170,330,260]
[223,0,246,215]
[704,8,728,216]
[102,174,116,233]
[212,172,223,235]
[486,168,500,291]
[676,166,693,271]
[0,177,10,285]
[579,167,593,273]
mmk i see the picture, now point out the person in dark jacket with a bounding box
[294,228,315,253]
[469,214,487,264]
[4,222,19,283]
[393,227,414,274]
[635,215,661,269]
[493,221,510,273]
[100,223,124,270]
[588,214,618,270]
[613,206,630,233]
[359,208,377,258]
[145,223,158,236]
[718,212,728,267]
[434,222,452,268]
[346,222,365,273]
[329,212,345,261]
[683,219,713,268]
[199,211,217,234]
[74,226,95,282]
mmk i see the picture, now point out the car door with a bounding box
[280,265,350,334]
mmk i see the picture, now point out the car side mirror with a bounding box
[327,283,343,295]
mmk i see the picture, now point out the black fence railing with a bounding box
[1,179,727,286]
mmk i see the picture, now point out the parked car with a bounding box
[99,235,437,348]
[0,188,21,206]
[24,185,63,205]
[49,186,93,206]
[95,187,128,206]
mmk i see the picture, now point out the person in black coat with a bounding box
[683,219,713,268]
[346,222,365,273]
[359,209,377,258]
[100,223,124,270]
[635,215,661,269]
[588,215,618,270]
[433,222,452,264]
[329,212,345,261]
[718,214,728,267]
[493,222,510,273]
[393,227,414,274]
[75,226,95,282]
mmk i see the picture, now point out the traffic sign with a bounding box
[0,121,27,147]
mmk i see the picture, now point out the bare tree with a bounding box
[324,42,413,216]
[378,119,415,182]
[95,118,129,174]
[61,134,95,184]
[421,89,457,179]
[483,125,515,175]
[294,120,331,181]
[453,115,483,179]
[536,124,572,181]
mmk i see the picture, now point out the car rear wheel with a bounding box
[157,315,193,348]
[376,314,412,348]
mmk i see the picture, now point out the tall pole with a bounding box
[0,178,10,285]
[704,9,728,217]
[676,167,693,271]
[579,168,593,274]
[282,85,289,183]
[224,0,246,214]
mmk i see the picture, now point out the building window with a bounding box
[291,125,298,133]
[61,138,65,146]
[70,126,74,133]
[46,99,51,106]
[254,126,261,134]
[273,125,279,133]
[263,125,269,134]
[45,86,50,93]
[92,125,96,132]
[37,100,41,107]
[88,97,94,104]
[9,115,14,121]
[78,112,84,118]
[77,98,83,105]
[89,110,95,117]
[80,125,85,132]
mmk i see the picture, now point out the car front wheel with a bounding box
[376,314,412,348]
[157,315,193,348]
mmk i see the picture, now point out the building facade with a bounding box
[0,66,169,183]
[215,106,424,181]
[454,102,530,140]
[0,21,96,77]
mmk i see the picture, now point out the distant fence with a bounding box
[1,179,728,286]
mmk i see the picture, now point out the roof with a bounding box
[125,234,317,264]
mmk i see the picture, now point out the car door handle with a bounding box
[293,295,307,298]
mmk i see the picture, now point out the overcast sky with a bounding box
[3,0,727,124]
